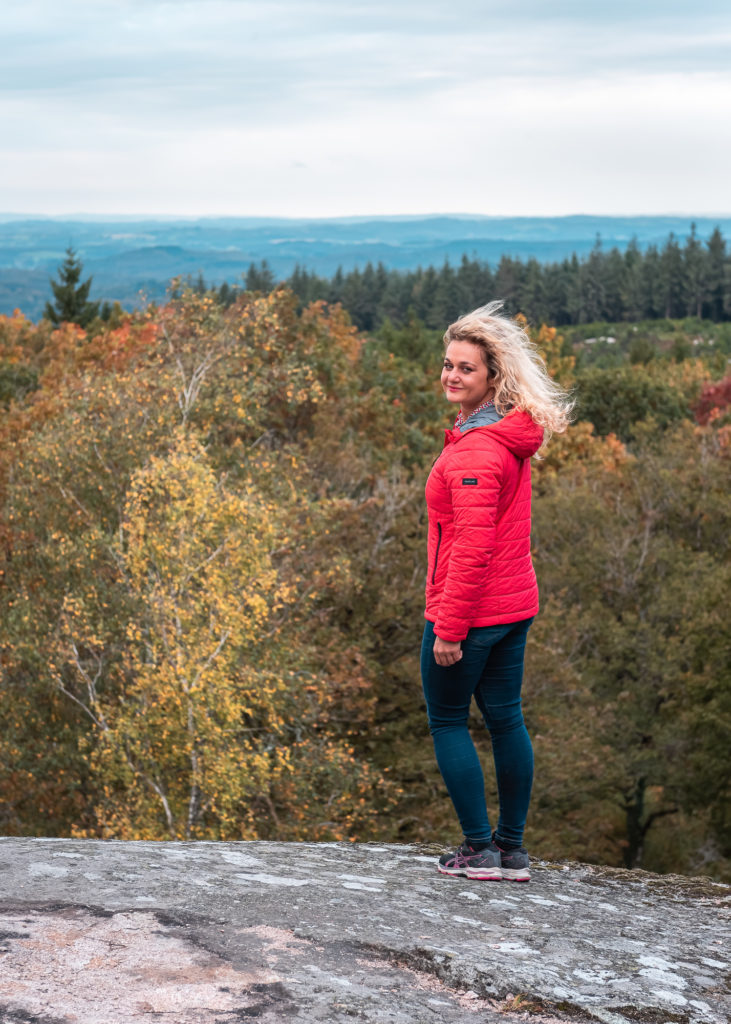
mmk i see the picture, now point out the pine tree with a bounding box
[44,246,100,327]
[328,266,345,306]
[706,227,727,321]
[583,236,607,322]
[431,260,461,327]
[565,254,584,323]
[244,260,275,293]
[659,233,685,319]
[603,247,626,321]
[641,245,662,318]
[683,223,707,318]
[493,256,522,316]
[622,238,645,321]
[516,259,542,322]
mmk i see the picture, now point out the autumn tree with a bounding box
[0,287,396,841]
[46,430,375,840]
[2,281,729,880]
[528,420,731,873]
[574,366,689,441]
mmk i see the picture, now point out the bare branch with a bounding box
[190,629,231,690]
[179,542,227,590]
[55,680,105,730]
[58,484,93,524]
[126,750,176,838]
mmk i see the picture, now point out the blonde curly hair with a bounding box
[444,301,574,439]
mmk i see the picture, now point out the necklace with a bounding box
[455,398,496,428]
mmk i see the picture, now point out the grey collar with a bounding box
[458,404,505,433]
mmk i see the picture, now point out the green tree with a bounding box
[245,260,276,293]
[457,255,492,314]
[603,247,626,321]
[575,366,689,441]
[431,260,462,326]
[493,255,522,316]
[683,223,707,318]
[0,364,38,407]
[622,238,645,321]
[530,422,731,873]
[640,245,663,319]
[519,258,548,323]
[582,236,607,322]
[44,246,100,328]
[706,227,727,321]
[565,254,585,323]
[412,265,439,326]
[659,233,685,319]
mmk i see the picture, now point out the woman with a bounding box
[422,301,572,882]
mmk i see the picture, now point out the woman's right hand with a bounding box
[433,636,463,667]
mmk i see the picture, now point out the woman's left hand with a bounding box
[433,636,463,667]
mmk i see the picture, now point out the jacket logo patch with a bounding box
[462,477,478,485]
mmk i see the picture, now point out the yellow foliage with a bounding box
[532,322,575,387]
[534,419,630,484]
[1,289,384,841]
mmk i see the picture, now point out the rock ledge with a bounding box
[0,838,728,1023]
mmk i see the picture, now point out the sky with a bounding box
[3,0,731,218]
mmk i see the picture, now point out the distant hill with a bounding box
[2,214,730,320]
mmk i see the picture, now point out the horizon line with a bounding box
[2,211,731,224]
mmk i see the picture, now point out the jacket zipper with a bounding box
[431,523,442,584]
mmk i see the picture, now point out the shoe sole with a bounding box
[465,868,503,881]
[438,865,502,880]
[501,867,530,882]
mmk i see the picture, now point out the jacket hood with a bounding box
[446,409,544,459]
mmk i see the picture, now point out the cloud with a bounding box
[1,1,730,215]
[5,2,729,101]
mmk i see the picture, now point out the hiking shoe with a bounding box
[438,842,502,881]
[495,844,530,882]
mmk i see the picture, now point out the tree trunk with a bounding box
[623,778,646,869]
[623,779,680,870]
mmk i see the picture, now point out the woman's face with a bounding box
[441,340,492,417]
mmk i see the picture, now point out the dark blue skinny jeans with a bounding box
[420,617,534,848]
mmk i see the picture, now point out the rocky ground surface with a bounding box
[0,838,728,1024]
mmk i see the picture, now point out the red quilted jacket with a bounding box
[424,408,544,642]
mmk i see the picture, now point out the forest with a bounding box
[216,224,731,332]
[0,258,729,880]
